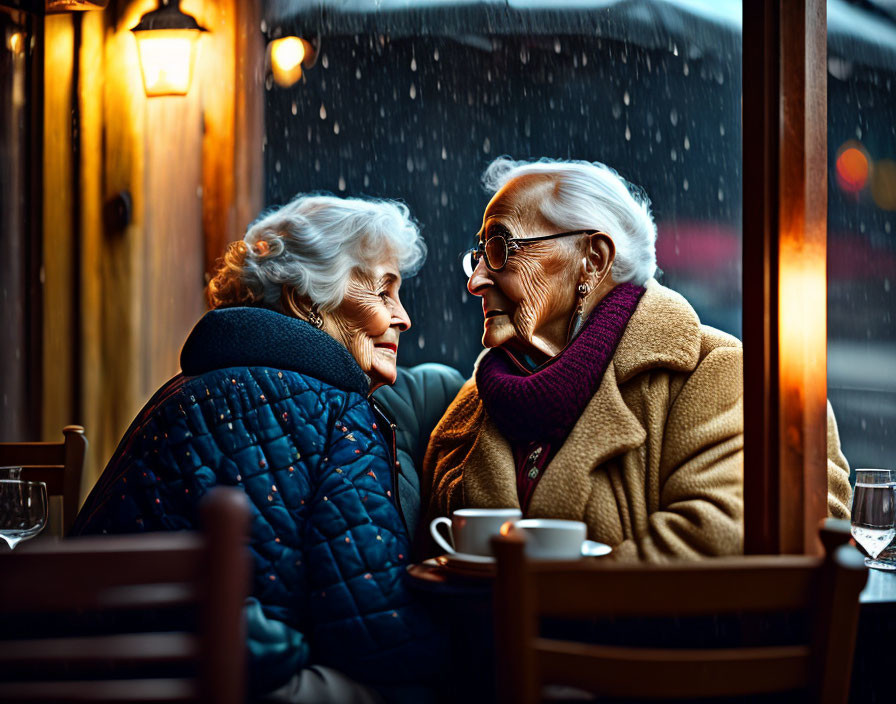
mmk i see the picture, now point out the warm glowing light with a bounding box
[134,29,200,97]
[871,159,896,211]
[270,36,307,87]
[779,245,826,413]
[835,142,870,193]
[7,32,23,54]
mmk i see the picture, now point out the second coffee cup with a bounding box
[430,508,522,557]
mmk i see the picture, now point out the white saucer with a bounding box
[581,539,612,557]
[437,540,611,567]
[442,552,495,566]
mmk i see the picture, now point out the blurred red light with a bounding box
[836,145,870,192]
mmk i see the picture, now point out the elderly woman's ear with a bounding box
[581,232,616,294]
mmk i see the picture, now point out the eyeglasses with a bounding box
[461,229,599,277]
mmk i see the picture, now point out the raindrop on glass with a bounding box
[319,104,327,120]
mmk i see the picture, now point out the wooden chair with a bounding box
[0,487,250,704]
[0,424,87,535]
[492,519,868,704]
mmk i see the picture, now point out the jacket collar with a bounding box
[180,306,370,396]
[612,278,702,383]
[461,279,702,513]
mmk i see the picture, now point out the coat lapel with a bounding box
[462,414,521,509]
[459,280,702,517]
[528,360,646,518]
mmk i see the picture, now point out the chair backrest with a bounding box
[0,424,87,534]
[492,519,868,704]
[0,487,250,704]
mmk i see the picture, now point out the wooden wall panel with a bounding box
[41,13,75,441]
[68,0,259,493]
[88,0,148,484]
[234,0,264,243]
[199,0,263,278]
[77,8,105,497]
[142,96,205,396]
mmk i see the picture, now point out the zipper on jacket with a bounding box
[368,397,407,533]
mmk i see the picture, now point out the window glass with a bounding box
[262,1,742,372]
[827,0,896,474]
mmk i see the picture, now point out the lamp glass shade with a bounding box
[270,36,306,87]
[134,28,201,97]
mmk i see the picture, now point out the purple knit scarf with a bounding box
[476,282,645,446]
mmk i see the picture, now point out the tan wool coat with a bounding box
[423,279,852,563]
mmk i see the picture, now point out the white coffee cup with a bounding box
[430,508,522,556]
[508,518,588,560]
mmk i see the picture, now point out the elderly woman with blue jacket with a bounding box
[72,194,462,703]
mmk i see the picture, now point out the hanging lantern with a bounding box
[131,0,207,97]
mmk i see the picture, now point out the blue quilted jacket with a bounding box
[71,307,449,694]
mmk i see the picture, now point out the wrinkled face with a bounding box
[468,175,581,363]
[325,258,410,393]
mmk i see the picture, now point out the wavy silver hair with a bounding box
[240,194,426,312]
[482,157,657,285]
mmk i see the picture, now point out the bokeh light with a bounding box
[871,159,896,211]
[835,141,870,193]
[270,37,306,87]
[7,32,23,54]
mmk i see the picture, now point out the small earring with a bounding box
[308,304,324,330]
[567,283,590,342]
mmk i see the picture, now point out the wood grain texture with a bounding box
[742,0,828,556]
[41,13,75,442]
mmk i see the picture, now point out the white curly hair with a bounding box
[209,193,426,312]
[482,157,657,285]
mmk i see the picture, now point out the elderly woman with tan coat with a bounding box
[423,157,852,562]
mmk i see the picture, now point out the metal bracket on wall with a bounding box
[103,190,132,235]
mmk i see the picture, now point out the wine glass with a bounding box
[850,468,896,571]
[0,475,48,550]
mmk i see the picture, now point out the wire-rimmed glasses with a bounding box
[850,468,896,571]
[0,466,48,550]
[461,229,599,277]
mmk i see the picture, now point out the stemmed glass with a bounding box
[0,466,48,550]
[850,468,896,571]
